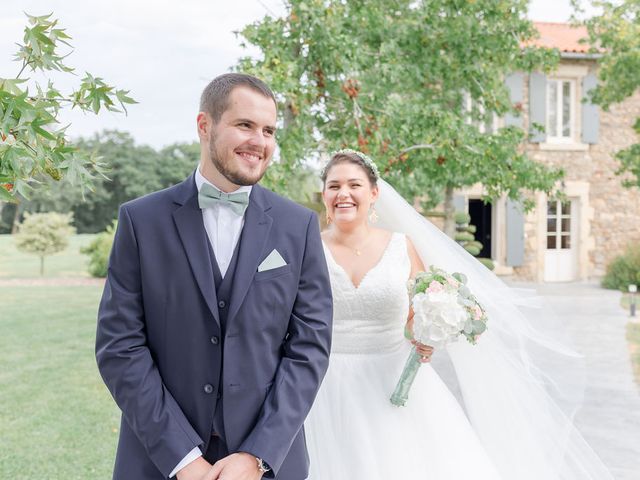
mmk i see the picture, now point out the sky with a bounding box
[0,0,595,150]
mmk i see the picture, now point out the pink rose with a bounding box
[427,280,444,293]
[447,277,460,288]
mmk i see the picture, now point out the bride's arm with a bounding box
[406,236,425,278]
[404,237,434,362]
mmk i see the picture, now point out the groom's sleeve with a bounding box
[237,211,333,476]
[96,204,204,477]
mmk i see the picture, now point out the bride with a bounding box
[304,149,614,479]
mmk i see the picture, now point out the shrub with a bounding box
[453,210,492,270]
[464,244,481,256]
[81,220,117,278]
[454,211,471,224]
[478,257,495,271]
[602,243,640,291]
[455,232,475,243]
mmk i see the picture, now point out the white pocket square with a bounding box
[258,249,287,272]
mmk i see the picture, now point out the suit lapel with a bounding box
[227,184,273,326]
[172,175,220,326]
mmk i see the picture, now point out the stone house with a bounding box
[455,22,640,282]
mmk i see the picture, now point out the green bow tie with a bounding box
[198,183,250,216]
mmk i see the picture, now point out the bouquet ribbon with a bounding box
[390,346,422,407]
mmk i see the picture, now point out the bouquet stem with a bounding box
[390,346,422,407]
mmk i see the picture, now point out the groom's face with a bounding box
[202,86,277,189]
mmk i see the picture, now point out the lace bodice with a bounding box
[323,232,411,354]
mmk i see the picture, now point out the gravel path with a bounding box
[0,277,105,286]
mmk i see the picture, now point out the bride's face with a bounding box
[323,162,379,227]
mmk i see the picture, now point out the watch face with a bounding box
[256,457,270,472]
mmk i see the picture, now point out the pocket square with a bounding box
[258,249,287,272]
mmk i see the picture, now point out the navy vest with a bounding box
[207,231,243,440]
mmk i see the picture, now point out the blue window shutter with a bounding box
[582,73,599,144]
[504,73,524,128]
[529,73,547,143]
[506,199,525,267]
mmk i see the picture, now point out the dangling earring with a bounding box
[369,206,379,224]
[326,212,332,225]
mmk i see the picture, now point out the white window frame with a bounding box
[546,78,576,144]
[546,200,572,251]
[463,92,499,134]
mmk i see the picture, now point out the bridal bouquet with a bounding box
[390,266,488,407]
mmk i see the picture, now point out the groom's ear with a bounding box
[196,112,212,141]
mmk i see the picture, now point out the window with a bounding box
[463,92,498,134]
[546,79,575,142]
[546,200,572,250]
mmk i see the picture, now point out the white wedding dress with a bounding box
[305,232,502,479]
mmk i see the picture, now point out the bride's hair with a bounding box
[321,150,378,188]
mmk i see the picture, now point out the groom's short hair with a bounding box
[200,73,277,123]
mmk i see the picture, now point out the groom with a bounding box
[96,73,333,480]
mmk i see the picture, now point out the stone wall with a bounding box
[588,90,640,277]
[511,59,640,281]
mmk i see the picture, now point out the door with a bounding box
[544,200,578,282]
[468,199,492,258]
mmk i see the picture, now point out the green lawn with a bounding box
[0,234,131,478]
[0,275,120,478]
[0,234,95,278]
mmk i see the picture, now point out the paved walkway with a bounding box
[527,281,640,480]
[432,281,640,479]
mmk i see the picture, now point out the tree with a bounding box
[14,211,75,275]
[576,0,640,187]
[70,132,198,232]
[0,13,135,203]
[11,130,199,233]
[236,0,564,234]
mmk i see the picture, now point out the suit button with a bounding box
[218,300,226,308]
[210,336,219,345]
[203,384,214,394]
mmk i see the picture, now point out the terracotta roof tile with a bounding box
[526,22,592,53]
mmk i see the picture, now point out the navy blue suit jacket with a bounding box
[96,174,333,479]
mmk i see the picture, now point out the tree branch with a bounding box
[16,60,32,79]
[399,144,435,154]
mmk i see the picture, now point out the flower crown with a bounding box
[323,148,380,180]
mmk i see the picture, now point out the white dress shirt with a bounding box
[169,168,252,478]
[195,167,252,277]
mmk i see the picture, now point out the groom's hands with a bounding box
[176,457,215,480]
[209,452,264,480]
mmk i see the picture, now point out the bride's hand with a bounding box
[411,340,434,363]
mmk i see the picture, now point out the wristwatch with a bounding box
[256,457,271,474]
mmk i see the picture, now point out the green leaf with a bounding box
[0,78,28,95]
[0,184,15,201]
[31,124,56,141]
[115,89,138,114]
[2,13,135,195]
